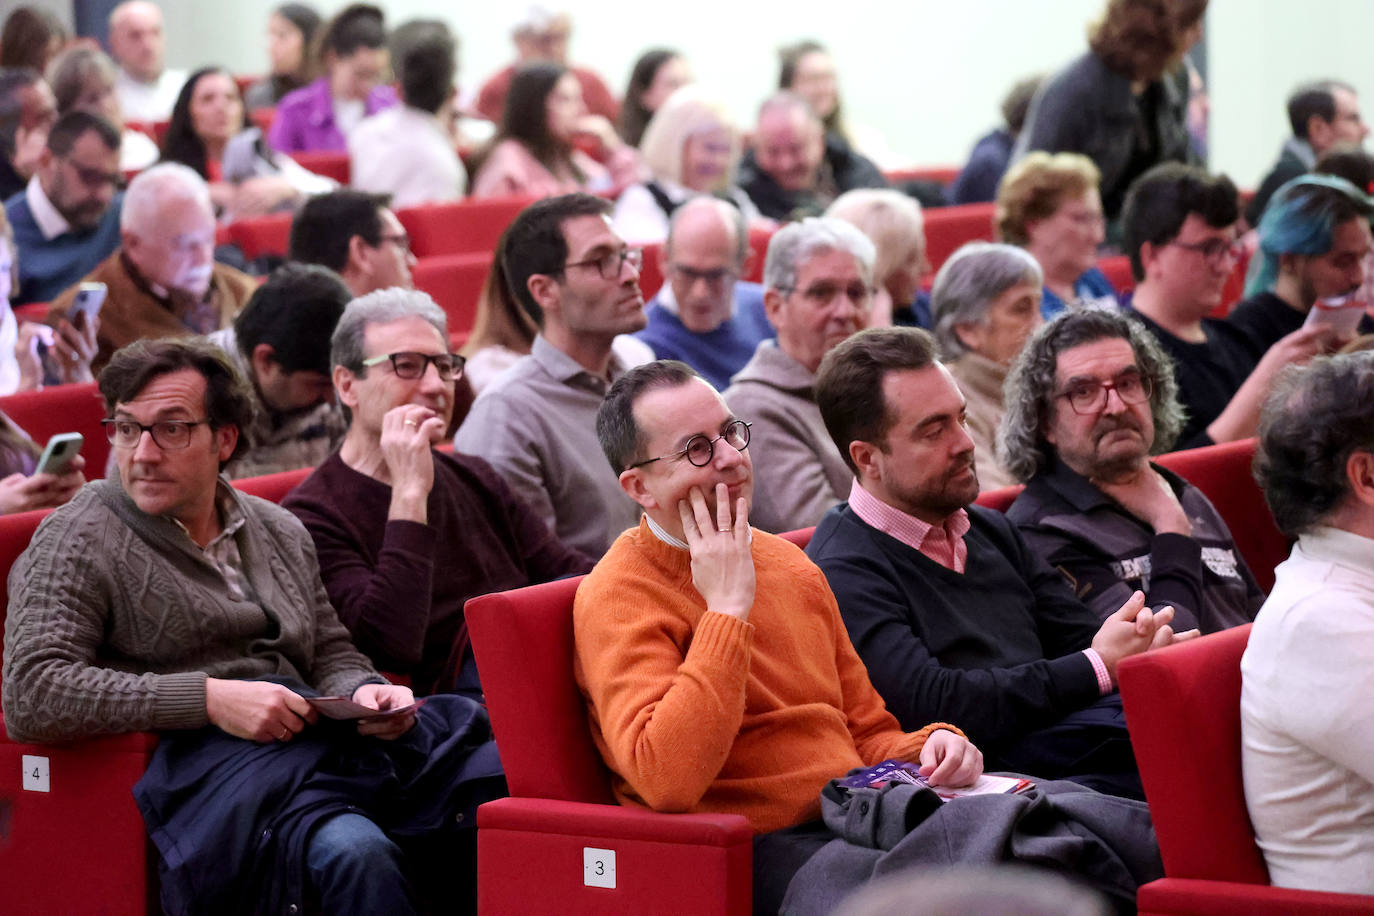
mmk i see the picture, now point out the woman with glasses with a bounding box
[931,242,1044,491]
[611,86,763,245]
[997,151,1118,320]
[160,67,335,221]
[469,62,643,200]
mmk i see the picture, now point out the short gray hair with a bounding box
[666,196,747,265]
[331,288,450,372]
[931,242,1043,358]
[121,162,212,234]
[997,306,1184,483]
[763,216,875,292]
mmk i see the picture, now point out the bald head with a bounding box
[753,91,824,192]
[108,1,165,83]
[664,198,747,334]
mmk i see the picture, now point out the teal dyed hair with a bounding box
[1248,174,1374,295]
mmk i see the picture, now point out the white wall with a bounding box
[156,0,1374,190]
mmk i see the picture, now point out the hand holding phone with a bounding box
[33,433,83,476]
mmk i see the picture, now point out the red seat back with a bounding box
[1097,254,1136,296]
[411,253,494,348]
[398,196,537,258]
[1118,624,1270,884]
[0,383,111,479]
[1155,438,1286,592]
[922,202,997,276]
[778,526,813,548]
[0,508,52,665]
[291,150,350,184]
[884,165,961,186]
[232,466,312,503]
[974,483,1024,513]
[227,212,294,260]
[466,576,617,804]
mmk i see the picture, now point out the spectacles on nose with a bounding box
[627,419,751,470]
[778,282,875,309]
[63,157,123,190]
[564,247,643,280]
[376,233,411,253]
[669,264,738,288]
[102,417,210,449]
[1056,371,1153,415]
[361,351,465,381]
[1170,237,1243,265]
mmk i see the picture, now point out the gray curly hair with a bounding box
[996,306,1185,483]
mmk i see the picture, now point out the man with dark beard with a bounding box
[1001,307,1264,634]
[806,325,1195,799]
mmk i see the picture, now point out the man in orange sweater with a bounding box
[576,359,983,912]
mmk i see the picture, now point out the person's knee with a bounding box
[307,812,404,875]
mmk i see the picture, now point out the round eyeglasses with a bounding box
[1056,371,1153,415]
[627,419,751,470]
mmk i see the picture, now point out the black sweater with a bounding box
[806,504,1103,753]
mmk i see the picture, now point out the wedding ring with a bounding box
[718,526,730,532]
[278,730,289,741]
[403,419,418,427]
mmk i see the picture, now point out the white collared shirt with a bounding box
[24,176,72,242]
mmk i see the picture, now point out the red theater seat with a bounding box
[0,382,111,479]
[922,202,997,275]
[1120,626,1374,915]
[398,196,537,258]
[884,165,961,186]
[411,253,494,348]
[291,150,350,185]
[1097,254,1136,296]
[232,466,312,503]
[227,212,294,260]
[466,578,752,915]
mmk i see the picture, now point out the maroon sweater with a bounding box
[285,449,594,695]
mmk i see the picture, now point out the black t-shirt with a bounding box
[1229,290,1374,356]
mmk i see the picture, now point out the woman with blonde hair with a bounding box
[825,188,927,327]
[612,86,761,243]
[996,151,1117,318]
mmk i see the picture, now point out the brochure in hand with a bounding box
[306,696,426,721]
[838,759,1033,803]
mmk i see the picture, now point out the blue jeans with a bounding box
[305,812,418,915]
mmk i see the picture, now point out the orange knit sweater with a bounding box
[573,518,962,834]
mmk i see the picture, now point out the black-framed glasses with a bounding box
[62,156,123,190]
[376,232,411,253]
[564,247,643,280]
[102,418,210,450]
[777,281,875,309]
[627,419,751,470]
[1170,237,1243,265]
[668,264,738,288]
[1056,371,1153,415]
[361,351,465,381]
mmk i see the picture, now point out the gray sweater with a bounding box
[2,478,382,743]
[723,341,852,534]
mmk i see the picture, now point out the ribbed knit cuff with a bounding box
[690,611,754,672]
[154,671,210,730]
[1083,648,1114,694]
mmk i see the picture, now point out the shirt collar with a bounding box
[847,478,970,554]
[25,174,73,240]
[1297,525,1374,572]
[644,509,752,550]
[167,478,247,549]
[530,333,626,390]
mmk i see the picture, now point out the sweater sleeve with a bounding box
[294,529,388,699]
[575,571,753,812]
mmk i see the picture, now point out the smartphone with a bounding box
[67,282,107,330]
[33,432,82,476]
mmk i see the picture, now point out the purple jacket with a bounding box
[268,77,397,153]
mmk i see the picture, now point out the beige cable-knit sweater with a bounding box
[2,477,381,743]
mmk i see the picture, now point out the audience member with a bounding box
[738,91,886,222]
[288,190,415,297]
[778,39,905,171]
[996,151,1116,318]
[473,6,618,125]
[207,263,348,478]
[1001,307,1264,631]
[825,188,928,327]
[1246,80,1369,226]
[0,67,56,209]
[455,193,647,557]
[161,67,333,221]
[579,359,982,913]
[107,1,186,123]
[0,205,98,393]
[285,288,592,696]
[350,20,465,208]
[243,3,322,111]
[949,74,1042,205]
[1122,162,1336,447]
[723,217,872,533]
[634,197,770,390]
[1018,0,1204,221]
[0,336,502,915]
[930,241,1043,490]
[6,110,123,305]
[1242,350,1374,893]
[45,46,159,172]
[0,6,68,74]
[1232,174,1373,354]
[48,162,255,370]
[612,87,760,244]
[809,325,1196,798]
[469,62,641,199]
[616,48,689,147]
[269,3,395,154]
[1313,144,1374,312]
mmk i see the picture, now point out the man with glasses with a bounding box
[47,162,256,372]
[287,288,591,696]
[635,197,771,391]
[3,336,504,915]
[288,190,416,297]
[808,325,1196,799]
[456,192,648,557]
[1001,307,1264,634]
[1123,163,1339,448]
[5,110,123,304]
[723,216,873,533]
